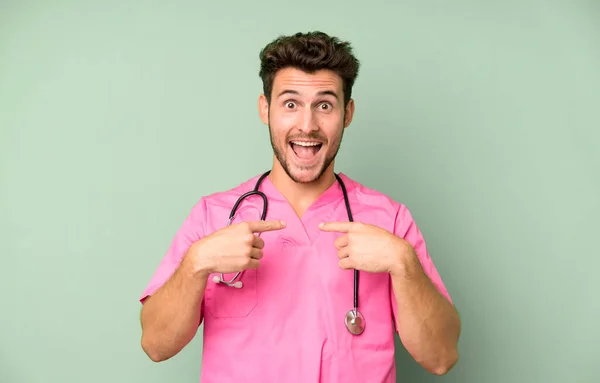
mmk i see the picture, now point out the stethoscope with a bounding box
[212,171,365,335]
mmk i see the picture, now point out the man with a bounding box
[139,31,460,382]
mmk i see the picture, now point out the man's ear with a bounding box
[344,99,355,128]
[258,94,269,125]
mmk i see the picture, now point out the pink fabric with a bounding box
[140,173,452,382]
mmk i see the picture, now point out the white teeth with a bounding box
[291,141,321,147]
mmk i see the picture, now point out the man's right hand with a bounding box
[182,220,287,277]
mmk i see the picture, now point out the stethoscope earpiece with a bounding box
[213,274,244,288]
[231,281,243,288]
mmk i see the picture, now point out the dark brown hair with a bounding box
[259,31,360,106]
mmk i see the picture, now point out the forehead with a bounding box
[272,67,343,97]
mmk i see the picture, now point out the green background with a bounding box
[1,1,598,382]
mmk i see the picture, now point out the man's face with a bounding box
[259,67,355,184]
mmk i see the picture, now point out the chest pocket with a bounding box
[204,268,258,319]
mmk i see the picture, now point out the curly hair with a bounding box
[258,31,360,106]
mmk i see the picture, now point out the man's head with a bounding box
[257,31,360,184]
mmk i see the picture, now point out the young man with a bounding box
[139,31,460,382]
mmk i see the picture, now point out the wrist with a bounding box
[388,262,407,278]
[387,239,421,278]
[182,242,213,280]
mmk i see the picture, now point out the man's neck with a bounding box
[268,160,336,218]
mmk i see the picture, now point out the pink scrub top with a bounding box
[140,172,452,383]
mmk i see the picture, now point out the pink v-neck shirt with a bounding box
[140,173,452,382]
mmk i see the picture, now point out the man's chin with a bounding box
[273,150,330,183]
[287,164,326,184]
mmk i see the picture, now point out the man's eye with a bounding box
[285,102,296,108]
[319,103,331,110]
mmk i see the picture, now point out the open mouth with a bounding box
[289,140,323,161]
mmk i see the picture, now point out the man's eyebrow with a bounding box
[276,89,339,99]
[277,90,300,98]
[317,90,339,99]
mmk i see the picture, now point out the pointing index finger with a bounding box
[318,222,354,233]
[246,220,287,233]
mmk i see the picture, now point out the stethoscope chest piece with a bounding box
[345,309,365,335]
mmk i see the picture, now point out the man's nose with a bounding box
[299,109,318,133]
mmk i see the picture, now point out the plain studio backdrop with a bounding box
[1,1,598,382]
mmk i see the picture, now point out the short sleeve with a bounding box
[389,204,453,329]
[139,198,208,304]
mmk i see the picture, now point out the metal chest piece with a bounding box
[345,309,365,335]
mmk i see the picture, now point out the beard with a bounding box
[268,123,345,184]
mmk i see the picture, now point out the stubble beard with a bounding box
[268,123,344,184]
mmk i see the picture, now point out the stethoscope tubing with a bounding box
[215,170,364,335]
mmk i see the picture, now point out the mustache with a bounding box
[287,133,328,143]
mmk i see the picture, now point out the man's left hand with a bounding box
[318,221,418,275]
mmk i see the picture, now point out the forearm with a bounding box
[390,259,460,375]
[140,256,208,362]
